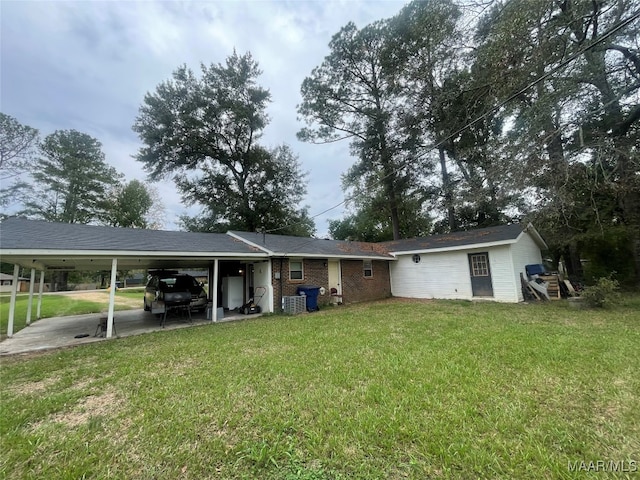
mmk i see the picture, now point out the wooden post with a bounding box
[106,258,117,338]
[26,268,36,325]
[212,259,219,322]
[7,264,20,337]
[36,271,45,319]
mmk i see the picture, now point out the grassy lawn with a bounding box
[1,297,639,479]
[0,289,144,336]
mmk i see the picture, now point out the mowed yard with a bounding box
[1,297,639,479]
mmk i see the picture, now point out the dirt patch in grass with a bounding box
[9,375,60,395]
[32,389,122,430]
[66,291,141,309]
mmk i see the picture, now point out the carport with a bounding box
[0,218,270,339]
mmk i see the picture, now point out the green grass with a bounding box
[1,297,639,479]
[0,289,144,336]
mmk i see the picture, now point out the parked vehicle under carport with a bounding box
[143,272,208,312]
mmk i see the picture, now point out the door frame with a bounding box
[468,252,494,297]
[328,260,342,295]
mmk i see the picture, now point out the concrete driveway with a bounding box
[0,308,252,356]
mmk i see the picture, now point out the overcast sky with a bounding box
[1,0,409,236]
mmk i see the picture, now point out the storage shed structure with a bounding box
[383,224,547,303]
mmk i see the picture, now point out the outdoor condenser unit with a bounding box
[282,295,306,314]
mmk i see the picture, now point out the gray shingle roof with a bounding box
[228,231,394,259]
[381,224,530,253]
[0,217,262,254]
[1,218,543,260]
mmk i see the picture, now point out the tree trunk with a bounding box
[562,243,583,282]
[439,146,456,232]
[382,165,401,241]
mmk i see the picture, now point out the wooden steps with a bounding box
[537,275,561,300]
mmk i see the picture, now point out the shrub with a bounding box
[581,275,621,308]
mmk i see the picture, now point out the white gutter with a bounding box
[388,238,518,256]
[0,249,269,258]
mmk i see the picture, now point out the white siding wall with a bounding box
[390,244,525,303]
[390,251,471,300]
[252,261,273,313]
[487,245,519,302]
[510,233,544,301]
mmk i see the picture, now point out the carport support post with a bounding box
[7,264,20,337]
[25,268,36,325]
[212,259,219,322]
[106,258,117,338]
[37,271,45,319]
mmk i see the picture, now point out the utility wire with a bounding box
[266,8,640,236]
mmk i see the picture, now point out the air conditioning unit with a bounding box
[282,295,306,314]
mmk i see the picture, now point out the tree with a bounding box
[472,0,640,284]
[133,51,314,236]
[101,179,163,229]
[0,113,39,211]
[21,129,121,224]
[386,0,464,232]
[298,20,433,240]
[176,144,314,235]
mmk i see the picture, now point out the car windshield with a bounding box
[160,276,198,288]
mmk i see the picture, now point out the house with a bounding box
[382,223,547,303]
[0,273,16,293]
[227,230,393,309]
[0,218,546,337]
[0,272,31,293]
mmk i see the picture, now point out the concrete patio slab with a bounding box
[0,308,257,356]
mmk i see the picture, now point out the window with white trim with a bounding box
[289,259,303,280]
[363,259,373,278]
[470,254,489,276]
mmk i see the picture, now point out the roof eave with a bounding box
[272,252,394,261]
[388,238,518,256]
[0,249,269,258]
[522,223,549,250]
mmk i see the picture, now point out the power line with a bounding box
[267,8,640,235]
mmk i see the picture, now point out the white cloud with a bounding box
[1,0,407,236]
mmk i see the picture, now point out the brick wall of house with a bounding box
[271,258,330,309]
[340,259,392,304]
[271,257,391,311]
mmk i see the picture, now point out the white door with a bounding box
[328,260,341,294]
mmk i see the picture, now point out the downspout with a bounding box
[279,257,283,313]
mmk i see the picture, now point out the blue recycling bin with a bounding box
[296,285,321,312]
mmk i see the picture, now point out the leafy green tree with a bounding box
[473,0,640,283]
[102,179,162,229]
[386,0,463,232]
[21,130,121,224]
[133,51,314,236]
[0,113,39,212]
[298,20,433,240]
[177,144,314,235]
